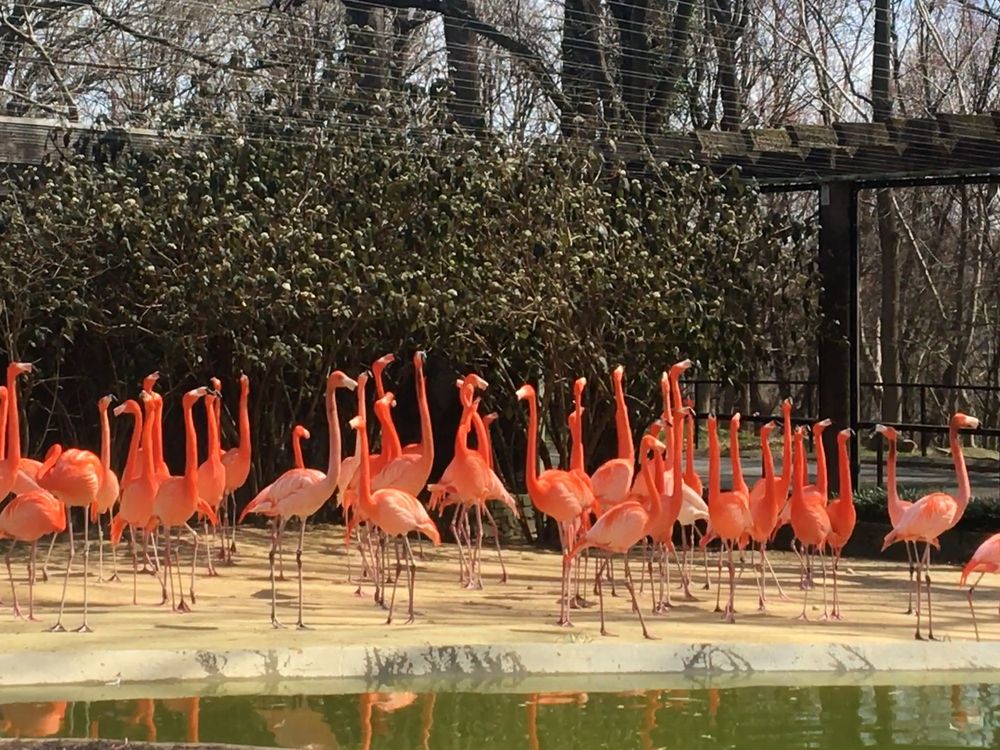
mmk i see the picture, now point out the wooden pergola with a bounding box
[5,111,1000,490]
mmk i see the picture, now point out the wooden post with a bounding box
[817,181,859,494]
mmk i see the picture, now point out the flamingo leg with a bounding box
[184,523,199,607]
[97,517,105,582]
[296,517,308,629]
[106,511,121,582]
[229,493,238,559]
[450,505,469,586]
[831,550,843,620]
[913,540,925,639]
[557,522,573,627]
[404,535,417,624]
[762,544,789,601]
[624,554,654,640]
[723,542,736,624]
[967,571,986,642]
[41,531,58,582]
[482,504,508,584]
[128,525,139,605]
[596,557,610,636]
[73,511,93,632]
[277,517,286,582]
[28,542,38,621]
[797,544,810,621]
[924,542,936,641]
[268,518,282,628]
[386,537,402,625]
[6,541,23,620]
[714,541,724,613]
[472,503,484,589]
[904,541,915,614]
[817,546,829,621]
[48,508,74,632]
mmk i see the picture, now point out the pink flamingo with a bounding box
[349,385,441,625]
[150,387,219,613]
[875,423,919,613]
[0,363,38,501]
[92,395,121,582]
[789,427,831,621]
[196,388,226,576]
[881,411,980,640]
[589,366,635,513]
[748,420,786,611]
[220,374,251,562]
[516,383,590,628]
[0,488,66,620]
[960,532,1000,641]
[825,428,856,619]
[568,434,666,639]
[239,371,356,628]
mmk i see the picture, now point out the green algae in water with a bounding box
[0,685,997,749]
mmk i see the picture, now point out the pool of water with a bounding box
[0,683,997,749]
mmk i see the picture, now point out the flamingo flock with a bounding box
[0,355,992,642]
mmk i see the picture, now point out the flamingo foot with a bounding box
[499,574,508,584]
[276,574,287,582]
[796,612,809,621]
[914,631,925,641]
[12,605,25,620]
[353,586,364,598]
[271,618,285,629]
[600,627,616,637]
[72,623,93,633]
[175,600,192,613]
[189,589,197,605]
[556,616,574,628]
[722,610,736,624]
[404,614,415,625]
[46,622,66,632]
[107,573,122,583]
[296,622,310,630]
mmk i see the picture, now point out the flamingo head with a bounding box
[113,398,140,418]
[349,416,365,431]
[239,373,249,390]
[640,433,666,456]
[838,427,854,442]
[98,393,116,410]
[183,386,208,407]
[952,412,980,431]
[760,420,777,439]
[573,377,586,402]
[814,418,833,433]
[515,384,535,402]
[670,358,694,377]
[464,373,488,391]
[378,391,397,408]
[730,412,741,431]
[328,370,358,391]
[210,376,222,393]
[372,353,395,384]
[8,362,33,378]
[143,371,160,392]
[413,350,427,367]
[612,365,624,383]
[483,412,499,426]
[292,425,311,440]
[782,397,793,412]
[874,423,898,441]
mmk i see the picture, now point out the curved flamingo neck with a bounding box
[791,434,806,506]
[99,401,112,469]
[375,402,403,461]
[951,421,973,509]
[205,396,222,465]
[639,443,659,515]
[659,375,673,461]
[613,373,633,464]
[669,414,684,508]
[122,405,143,482]
[778,407,793,495]
[569,412,584,474]
[707,420,720,502]
[5,366,23,467]
[238,379,251,459]
[761,430,775,505]
[414,358,433,467]
[470,412,492,469]
[292,429,306,469]
[522,391,541,495]
[886,437,900,507]
[0,387,7,461]
[141,398,156,482]
[182,398,200,492]
[684,411,696,482]
[324,379,343,484]
[813,426,829,496]
[153,398,168,476]
[730,418,747,495]
[837,436,853,501]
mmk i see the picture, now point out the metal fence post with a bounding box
[919,386,928,456]
[875,436,884,488]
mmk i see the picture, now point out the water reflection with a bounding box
[1,684,999,749]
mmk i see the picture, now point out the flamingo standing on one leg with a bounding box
[825,428,856,619]
[960,532,1000,641]
[150,387,218,613]
[239,371,356,628]
[789,427,831,621]
[0,489,66,621]
[517,383,590,628]
[874,424,918,614]
[881,411,980,640]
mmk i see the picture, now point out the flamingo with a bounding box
[36,418,106,631]
[517,383,590,628]
[92,395,121,583]
[109,397,155,604]
[647,407,691,613]
[196,388,226,575]
[220,374,251,562]
[789,426,831,621]
[589,366,635,512]
[748,420,786,611]
[275,424,312,582]
[349,388,441,625]
[701,414,752,622]
[881,411,980,640]
[874,423,919,613]
[0,363,38,501]
[0,488,66,620]
[960,532,1000,641]
[239,370,356,628]
[825,428,856,619]
[568,434,666,639]
[150,387,219,613]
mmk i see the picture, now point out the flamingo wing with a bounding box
[590,458,633,508]
[574,501,648,555]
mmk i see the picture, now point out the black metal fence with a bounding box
[684,378,1000,491]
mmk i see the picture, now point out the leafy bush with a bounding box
[0,115,818,526]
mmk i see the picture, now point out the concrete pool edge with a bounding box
[5,640,1000,693]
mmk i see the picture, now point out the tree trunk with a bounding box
[442,0,485,133]
[707,0,745,131]
[609,0,651,131]
[645,0,696,135]
[343,1,388,100]
[561,0,610,138]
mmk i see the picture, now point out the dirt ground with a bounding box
[0,524,993,652]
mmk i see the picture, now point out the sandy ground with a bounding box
[0,524,994,653]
